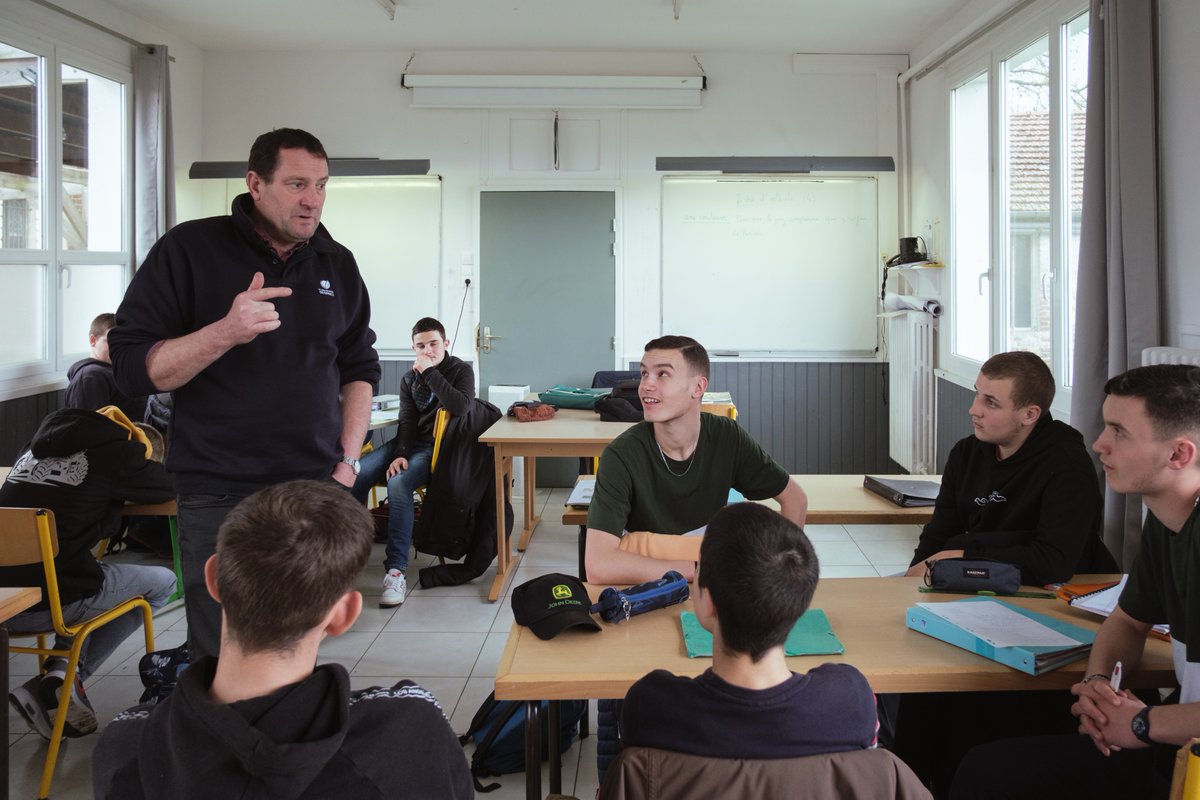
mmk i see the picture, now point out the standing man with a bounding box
[351,317,474,606]
[109,128,380,661]
[585,335,807,584]
[906,350,1114,586]
[950,365,1200,800]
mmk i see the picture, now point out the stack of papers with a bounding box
[1067,576,1170,637]
[702,391,733,404]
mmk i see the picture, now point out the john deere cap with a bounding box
[511,573,601,641]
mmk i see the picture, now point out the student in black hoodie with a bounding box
[351,317,474,607]
[2,407,176,740]
[905,350,1115,585]
[63,313,146,422]
[892,351,1115,798]
[93,480,473,800]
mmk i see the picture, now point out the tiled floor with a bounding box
[7,487,921,799]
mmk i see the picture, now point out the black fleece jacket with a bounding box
[64,357,147,422]
[910,413,1114,585]
[392,353,475,459]
[108,193,380,495]
[0,409,173,610]
[93,658,473,800]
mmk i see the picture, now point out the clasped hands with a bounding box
[1070,676,1149,755]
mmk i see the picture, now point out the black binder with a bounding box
[863,475,940,507]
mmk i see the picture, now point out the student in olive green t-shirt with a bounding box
[585,335,807,585]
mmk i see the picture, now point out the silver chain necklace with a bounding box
[657,440,698,477]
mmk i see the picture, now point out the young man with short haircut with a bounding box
[64,312,146,422]
[586,335,807,585]
[351,317,475,606]
[93,480,473,799]
[3,407,176,740]
[949,365,1200,800]
[620,502,877,757]
[906,350,1114,585]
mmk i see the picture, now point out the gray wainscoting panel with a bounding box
[0,389,67,462]
[707,361,892,475]
[936,377,975,471]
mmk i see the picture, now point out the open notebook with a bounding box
[1065,575,1170,638]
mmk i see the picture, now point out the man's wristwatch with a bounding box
[341,456,361,476]
[1131,706,1154,745]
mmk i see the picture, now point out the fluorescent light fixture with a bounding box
[655,156,896,173]
[401,74,705,109]
[188,158,431,179]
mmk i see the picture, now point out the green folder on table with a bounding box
[680,609,845,658]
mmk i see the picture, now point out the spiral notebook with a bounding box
[1064,575,1170,638]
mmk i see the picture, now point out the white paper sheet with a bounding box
[917,601,1079,648]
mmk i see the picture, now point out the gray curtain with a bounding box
[1069,0,1160,569]
[133,45,175,269]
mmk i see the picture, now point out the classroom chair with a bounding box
[0,507,157,800]
[368,407,451,508]
[599,746,931,800]
[1170,739,1200,800]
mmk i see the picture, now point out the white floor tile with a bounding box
[519,538,581,568]
[314,631,377,671]
[845,523,924,541]
[9,727,98,800]
[382,595,500,634]
[450,676,497,734]
[803,524,850,541]
[857,538,921,566]
[354,631,487,678]
[819,565,883,578]
[811,540,870,566]
[471,631,511,678]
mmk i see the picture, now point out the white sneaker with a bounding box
[381,569,407,607]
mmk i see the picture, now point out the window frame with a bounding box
[0,17,133,399]
[942,0,1089,418]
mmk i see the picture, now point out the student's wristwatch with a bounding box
[1131,706,1154,745]
[341,456,361,476]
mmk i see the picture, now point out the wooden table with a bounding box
[479,409,634,601]
[123,499,183,602]
[0,586,42,800]
[562,473,941,527]
[495,575,1176,799]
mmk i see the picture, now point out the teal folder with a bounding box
[906,597,1095,675]
[680,609,844,658]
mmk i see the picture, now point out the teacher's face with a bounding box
[247,147,328,247]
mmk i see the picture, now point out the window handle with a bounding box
[977,269,990,296]
[60,265,72,290]
[1041,271,1055,301]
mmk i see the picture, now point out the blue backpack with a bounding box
[459,691,586,792]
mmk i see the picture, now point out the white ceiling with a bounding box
[101,0,970,55]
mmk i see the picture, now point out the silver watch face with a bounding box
[343,457,360,475]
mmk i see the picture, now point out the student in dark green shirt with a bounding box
[586,335,807,585]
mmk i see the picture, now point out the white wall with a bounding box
[1158,0,1200,348]
[185,49,899,365]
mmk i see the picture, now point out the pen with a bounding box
[1110,661,1123,692]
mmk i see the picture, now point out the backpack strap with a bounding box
[468,697,525,793]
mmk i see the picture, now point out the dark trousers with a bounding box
[949,733,1173,800]
[176,493,246,661]
[890,690,1077,799]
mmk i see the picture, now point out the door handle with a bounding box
[481,325,504,353]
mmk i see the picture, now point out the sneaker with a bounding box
[9,675,53,740]
[37,674,97,738]
[381,569,407,607]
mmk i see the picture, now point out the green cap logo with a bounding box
[551,584,573,600]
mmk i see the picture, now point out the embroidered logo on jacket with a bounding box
[973,490,1007,507]
[318,279,335,297]
[6,450,88,487]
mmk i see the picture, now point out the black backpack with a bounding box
[459,691,586,792]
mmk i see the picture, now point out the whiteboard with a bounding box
[320,177,441,354]
[661,177,878,355]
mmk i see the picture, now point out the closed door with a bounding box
[479,191,616,486]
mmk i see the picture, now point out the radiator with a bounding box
[888,313,936,474]
[1141,347,1200,367]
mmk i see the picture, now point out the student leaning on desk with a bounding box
[950,365,1200,800]
[584,335,807,585]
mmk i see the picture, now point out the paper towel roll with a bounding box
[883,293,943,318]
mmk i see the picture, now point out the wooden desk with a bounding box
[0,586,42,800]
[495,576,1175,799]
[122,499,182,603]
[562,473,940,527]
[479,410,634,601]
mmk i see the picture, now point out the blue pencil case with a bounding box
[591,571,690,624]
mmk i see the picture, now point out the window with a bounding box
[0,25,131,395]
[946,3,1088,409]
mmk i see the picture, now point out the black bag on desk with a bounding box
[459,691,586,792]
